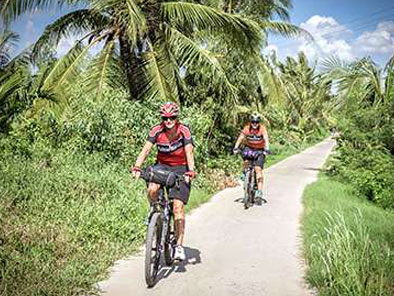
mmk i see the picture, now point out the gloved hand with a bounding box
[263,149,271,156]
[233,147,240,155]
[184,171,196,183]
[130,166,142,178]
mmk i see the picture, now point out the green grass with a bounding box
[302,175,394,296]
[0,156,148,296]
[0,153,218,296]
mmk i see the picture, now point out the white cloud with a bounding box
[297,15,354,61]
[353,21,394,54]
[301,15,352,39]
[269,16,394,65]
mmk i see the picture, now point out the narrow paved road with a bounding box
[98,139,336,296]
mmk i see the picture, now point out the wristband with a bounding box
[185,171,196,179]
[132,166,141,172]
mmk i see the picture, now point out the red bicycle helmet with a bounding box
[159,102,179,117]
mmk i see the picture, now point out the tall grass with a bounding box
[0,153,218,296]
[302,175,394,295]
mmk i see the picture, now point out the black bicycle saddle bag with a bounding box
[143,166,177,187]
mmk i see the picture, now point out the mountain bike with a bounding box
[140,168,183,287]
[240,149,267,209]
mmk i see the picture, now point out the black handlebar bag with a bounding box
[143,166,177,187]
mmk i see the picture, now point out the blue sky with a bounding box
[267,0,394,65]
[9,0,394,65]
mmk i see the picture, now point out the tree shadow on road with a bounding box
[154,246,201,285]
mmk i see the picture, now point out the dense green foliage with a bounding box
[324,56,394,209]
[302,175,394,295]
[0,90,215,296]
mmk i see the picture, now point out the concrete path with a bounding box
[98,139,336,296]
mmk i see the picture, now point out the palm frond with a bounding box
[166,26,236,99]
[0,0,70,24]
[384,53,394,103]
[0,29,19,68]
[124,0,147,43]
[255,56,284,105]
[40,41,85,91]
[32,9,107,60]
[0,68,23,103]
[83,39,126,101]
[320,55,347,72]
[91,0,147,45]
[260,21,313,41]
[55,36,106,88]
[161,2,262,51]
[139,41,179,102]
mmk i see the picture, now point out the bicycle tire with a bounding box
[145,212,162,287]
[251,170,257,205]
[164,213,176,266]
[248,170,255,206]
[244,170,251,209]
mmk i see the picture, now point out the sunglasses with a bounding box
[162,116,177,121]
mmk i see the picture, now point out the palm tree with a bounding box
[220,0,292,19]
[270,51,332,137]
[1,0,264,103]
[321,54,394,108]
[0,29,19,68]
[0,28,31,132]
[217,0,311,41]
[184,0,312,117]
[0,27,69,132]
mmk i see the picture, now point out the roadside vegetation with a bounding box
[302,175,394,295]
[323,55,394,210]
[302,54,394,295]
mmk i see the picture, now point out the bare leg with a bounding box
[255,166,264,191]
[173,199,185,246]
[243,160,249,171]
[147,182,160,203]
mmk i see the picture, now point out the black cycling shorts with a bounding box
[151,164,191,205]
[243,148,265,168]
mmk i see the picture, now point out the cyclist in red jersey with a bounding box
[131,102,195,261]
[233,113,270,201]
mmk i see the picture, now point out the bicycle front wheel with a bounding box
[164,213,176,266]
[243,170,251,209]
[145,212,162,287]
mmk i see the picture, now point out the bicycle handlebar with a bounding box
[138,168,186,186]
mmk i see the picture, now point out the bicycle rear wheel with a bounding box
[145,212,162,287]
[164,213,176,266]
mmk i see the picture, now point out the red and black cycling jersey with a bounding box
[147,122,194,166]
[242,124,268,150]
